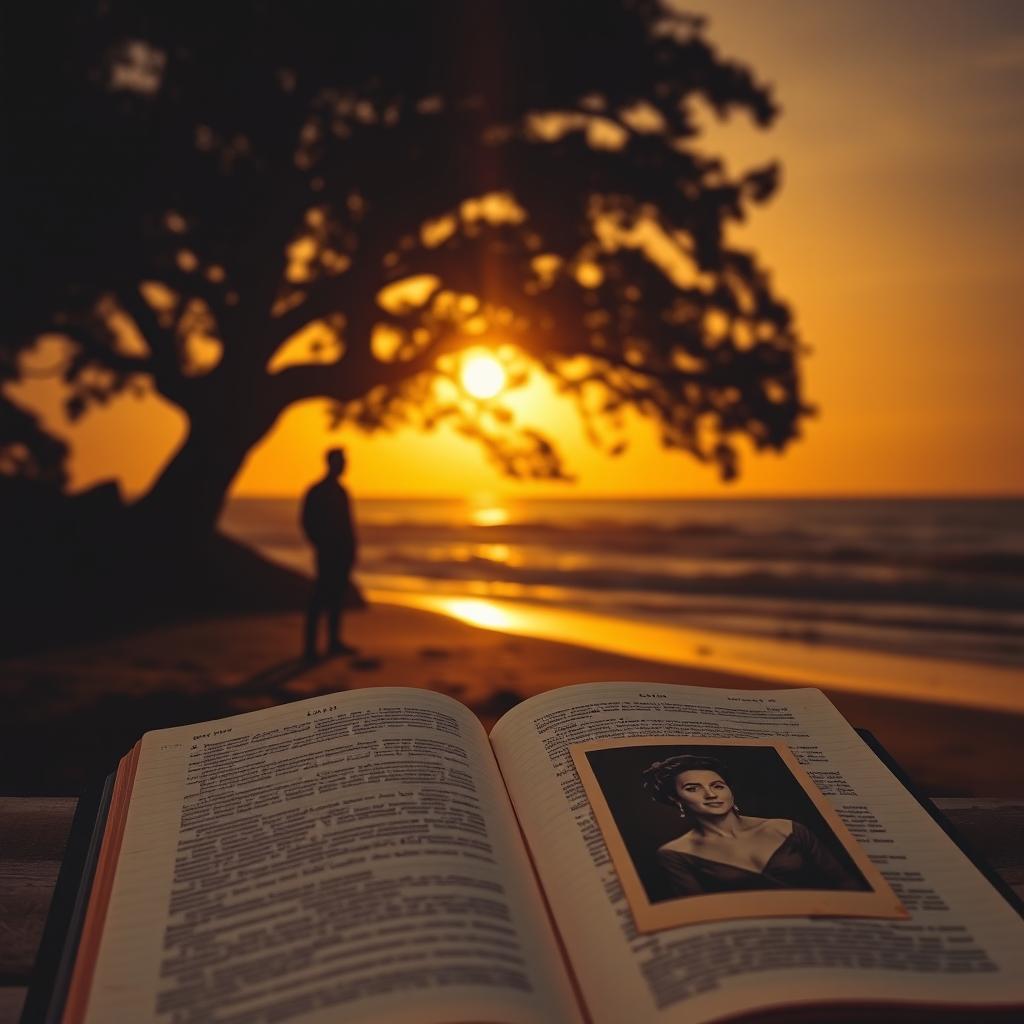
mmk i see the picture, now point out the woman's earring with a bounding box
[734,804,741,813]
[677,803,687,820]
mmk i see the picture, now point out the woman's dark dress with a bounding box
[658,821,868,897]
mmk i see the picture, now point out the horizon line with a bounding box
[227,491,1024,502]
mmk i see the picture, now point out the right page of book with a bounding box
[490,681,1024,1024]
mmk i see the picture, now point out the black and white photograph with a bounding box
[571,737,906,931]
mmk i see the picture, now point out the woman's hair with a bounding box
[641,754,733,806]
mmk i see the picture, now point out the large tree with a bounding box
[5,1,808,541]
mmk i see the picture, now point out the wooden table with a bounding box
[1,798,1022,1024]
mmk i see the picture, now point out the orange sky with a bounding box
[9,1,1024,499]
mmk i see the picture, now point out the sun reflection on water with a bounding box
[469,505,511,527]
[438,598,514,630]
[474,543,516,565]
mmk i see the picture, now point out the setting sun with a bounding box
[459,350,507,400]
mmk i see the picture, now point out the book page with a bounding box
[490,681,1024,1024]
[79,688,582,1024]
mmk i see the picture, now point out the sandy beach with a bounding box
[2,600,1023,797]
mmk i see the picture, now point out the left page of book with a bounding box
[71,687,582,1024]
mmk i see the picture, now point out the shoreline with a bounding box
[368,590,1024,716]
[219,495,1024,717]
[2,602,1023,796]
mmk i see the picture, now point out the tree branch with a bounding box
[114,284,189,401]
[268,317,465,409]
[50,322,154,378]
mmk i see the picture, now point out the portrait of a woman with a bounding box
[641,754,868,898]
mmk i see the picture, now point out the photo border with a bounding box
[570,736,907,932]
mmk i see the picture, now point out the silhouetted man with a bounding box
[301,448,358,659]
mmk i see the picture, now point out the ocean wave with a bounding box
[353,530,1024,577]
[223,497,1024,670]
[609,596,1024,638]
[223,499,1024,578]
[355,554,1024,611]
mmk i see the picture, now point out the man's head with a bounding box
[326,447,347,478]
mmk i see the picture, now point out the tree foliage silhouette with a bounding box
[6,1,808,539]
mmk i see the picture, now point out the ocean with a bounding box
[220,497,1024,710]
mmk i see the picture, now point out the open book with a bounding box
[39,683,1024,1023]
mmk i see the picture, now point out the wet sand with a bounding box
[1,602,1022,796]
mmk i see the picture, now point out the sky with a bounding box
[10,0,1024,499]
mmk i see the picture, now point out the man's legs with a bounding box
[303,596,321,660]
[327,601,357,655]
[305,552,328,660]
[326,602,343,652]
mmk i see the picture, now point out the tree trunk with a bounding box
[119,391,286,612]
[131,397,277,546]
